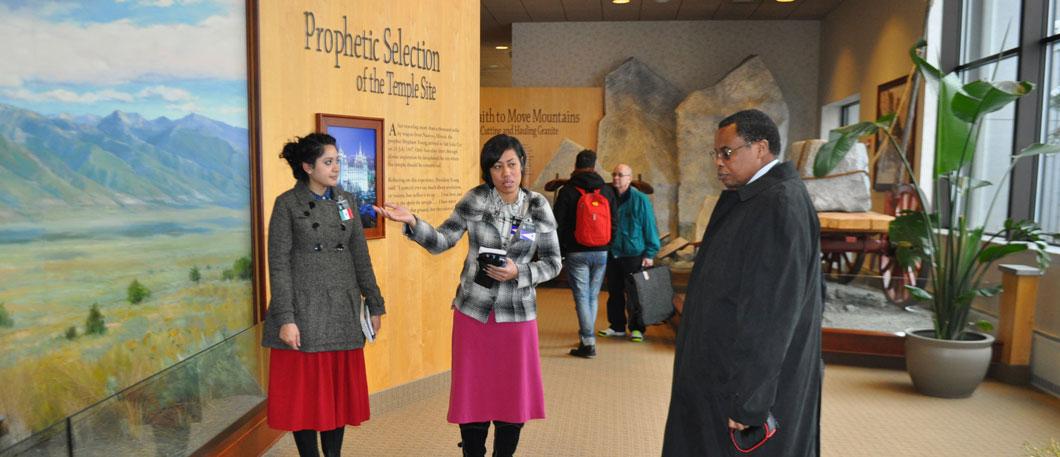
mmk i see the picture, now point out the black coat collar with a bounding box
[736,161,799,202]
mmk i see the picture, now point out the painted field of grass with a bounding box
[0,206,255,444]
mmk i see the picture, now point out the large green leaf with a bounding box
[974,284,1003,297]
[911,40,975,176]
[812,117,889,177]
[1015,143,1060,158]
[935,73,976,176]
[889,210,933,268]
[952,80,1034,124]
[944,173,993,194]
[910,40,941,81]
[1005,219,1046,242]
[906,285,934,302]
[978,243,1027,263]
[909,39,973,176]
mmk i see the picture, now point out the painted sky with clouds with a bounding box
[0,0,248,127]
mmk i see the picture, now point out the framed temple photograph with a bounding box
[874,75,917,191]
[316,113,386,239]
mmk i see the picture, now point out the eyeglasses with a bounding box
[611,173,631,178]
[709,142,753,161]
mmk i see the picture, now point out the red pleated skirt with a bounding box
[267,348,371,431]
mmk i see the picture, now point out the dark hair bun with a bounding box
[279,133,337,182]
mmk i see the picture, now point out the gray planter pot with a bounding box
[904,328,994,398]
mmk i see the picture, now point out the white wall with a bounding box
[510,20,820,143]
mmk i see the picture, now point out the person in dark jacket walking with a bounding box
[599,163,660,343]
[552,149,618,358]
[662,110,822,457]
[374,134,561,457]
[261,133,386,457]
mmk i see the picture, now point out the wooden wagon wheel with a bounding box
[822,249,866,284]
[879,255,927,304]
[879,184,927,304]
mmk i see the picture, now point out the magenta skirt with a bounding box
[447,309,546,424]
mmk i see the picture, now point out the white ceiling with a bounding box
[481,0,846,46]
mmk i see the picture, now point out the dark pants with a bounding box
[605,255,645,333]
[459,421,523,457]
[292,427,345,457]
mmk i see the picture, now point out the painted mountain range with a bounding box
[0,103,249,220]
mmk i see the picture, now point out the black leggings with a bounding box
[292,427,345,457]
[459,421,524,457]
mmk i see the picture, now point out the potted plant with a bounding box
[814,40,1059,398]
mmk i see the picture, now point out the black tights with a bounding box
[292,427,345,457]
[458,421,524,457]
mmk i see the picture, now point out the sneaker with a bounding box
[568,343,597,358]
[597,328,626,337]
[630,330,644,343]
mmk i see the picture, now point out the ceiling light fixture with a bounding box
[612,0,631,4]
[776,0,795,3]
[495,45,509,50]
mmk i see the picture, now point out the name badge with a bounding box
[519,224,536,241]
[336,198,354,222]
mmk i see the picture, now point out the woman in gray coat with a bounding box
[261,133,385,457]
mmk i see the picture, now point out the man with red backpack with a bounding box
[552,149,618,359]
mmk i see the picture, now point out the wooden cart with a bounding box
[818,209,926,304]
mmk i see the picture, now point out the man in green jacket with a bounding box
[599,163,660,342]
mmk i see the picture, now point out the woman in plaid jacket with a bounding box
[375,134,561,457]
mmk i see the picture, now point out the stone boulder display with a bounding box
[787,139,871,212]
[530,138,605,204]
[693,194,719,244]
[597,58,684,235]
[675,55,789,240]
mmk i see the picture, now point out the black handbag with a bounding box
[625,265,675,326]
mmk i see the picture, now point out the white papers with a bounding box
[360,300,376,343]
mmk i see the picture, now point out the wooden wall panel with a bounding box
[258,1,479,394]
[479,87,603,187]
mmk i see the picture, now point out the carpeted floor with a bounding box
[263,288,1060,457]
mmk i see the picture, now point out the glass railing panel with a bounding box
[1,323,265,457]
[0,420,67,457]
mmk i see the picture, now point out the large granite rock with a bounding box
[531,138,605,205]
[693,194,719,244]
[597,58,684,235]
[787,139,871,212]
[675,56,789,240]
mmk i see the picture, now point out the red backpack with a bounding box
[574,187,612,247]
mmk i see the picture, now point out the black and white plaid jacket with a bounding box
[406,184,562,323]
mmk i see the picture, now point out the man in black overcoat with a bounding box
[662,109,822,457]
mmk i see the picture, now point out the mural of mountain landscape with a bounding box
[0,1,258,452]
[0,104,249,219]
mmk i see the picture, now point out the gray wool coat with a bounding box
[261,181,385,352]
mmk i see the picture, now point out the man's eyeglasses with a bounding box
[612,173,631,178]
[709,142,753,161]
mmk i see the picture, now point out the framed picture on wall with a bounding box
[317,114,386,239]
[874,75,917,191]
